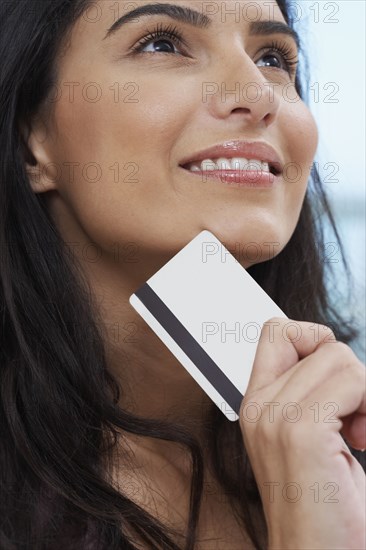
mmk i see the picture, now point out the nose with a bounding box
[204,50,281,127]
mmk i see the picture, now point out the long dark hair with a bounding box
[1,1,364,549]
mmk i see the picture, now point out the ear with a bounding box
[20,117,58,194]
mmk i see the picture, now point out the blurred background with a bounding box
[295,0,365,361]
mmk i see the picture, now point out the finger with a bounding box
[295,364,366,450]
[245,317,337,396]
[269,340,365,405]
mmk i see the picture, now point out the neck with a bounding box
[81,245,215,458]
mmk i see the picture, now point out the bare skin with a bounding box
[107,432,257,548]
[22,0,349,546]
[26,0,318,453]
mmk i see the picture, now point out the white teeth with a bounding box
[216,158,232,170]
[189,157,271,172]
[239,159,263,171]
[231,158,250,171]
[201,159,217,171]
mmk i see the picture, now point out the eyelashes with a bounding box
[258,39,299,75]
[129,23,299,76]
[130,23,187,54]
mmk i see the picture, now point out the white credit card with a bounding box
[129,230,288,422]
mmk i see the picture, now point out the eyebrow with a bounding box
[103,2,300,48]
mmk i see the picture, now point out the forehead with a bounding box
[68,0,287,45]
[54,0,288,83]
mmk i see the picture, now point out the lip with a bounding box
[179,140,283,175]
[184,169,276,188]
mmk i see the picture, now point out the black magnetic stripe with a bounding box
[134,282,243,415]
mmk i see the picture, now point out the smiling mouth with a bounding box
[180,159,282,176]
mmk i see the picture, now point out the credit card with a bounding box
[129,230,288,421]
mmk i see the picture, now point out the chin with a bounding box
[200,222,286,264]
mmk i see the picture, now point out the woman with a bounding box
[0,0,365,548]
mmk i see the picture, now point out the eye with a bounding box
[256,40,299,76]
[130,23,187,55]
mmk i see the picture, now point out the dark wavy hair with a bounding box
[0,1,364,548]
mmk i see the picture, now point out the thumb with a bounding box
[245,317,337,396]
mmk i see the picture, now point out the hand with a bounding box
[239,317,366,550]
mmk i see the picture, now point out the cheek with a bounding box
[120,76,198,163]
[53,73,191,177]
[45,76,195,249]
[273,99,319,238]
[265,99,319,251]
[283,100,319,181]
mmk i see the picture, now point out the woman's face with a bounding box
[32,0,318,269]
